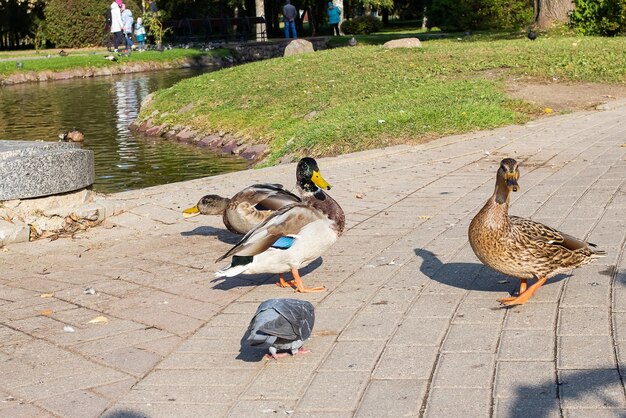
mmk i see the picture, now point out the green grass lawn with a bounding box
[139,33,626,164]
[0,47,227,76]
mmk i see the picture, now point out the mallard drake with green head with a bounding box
[215,157,345,293]
[183,184,301,235]
[468,158,605,306]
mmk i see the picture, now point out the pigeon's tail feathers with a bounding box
[246,330,277,348]
[247,309,281,348]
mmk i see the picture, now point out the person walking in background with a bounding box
[283,0,297,39]
[327,1,341,36]
[135,17,146,51]
[110,0,124,52]
[121,4,134,51]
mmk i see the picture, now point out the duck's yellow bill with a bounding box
[183,205,201,218]
[311,170,332,190]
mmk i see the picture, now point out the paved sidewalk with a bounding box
[1,102,625,418]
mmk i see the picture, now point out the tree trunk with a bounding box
[535,0,573,28]
[255,0,265,40]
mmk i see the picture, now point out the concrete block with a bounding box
[504,302,558,330]
[498,330,555,361]
[424,388,490,418]
[373,345,438,380]
[356,379,426,417]
[442,323,500,352]
[494,361,556,399]
[432,353,495,388]
[558,307,610,336]
[320,340,385,372]
[0,219,30,245]
[0,140,94,200]
[558,335,616,369]
[298,371,369,411]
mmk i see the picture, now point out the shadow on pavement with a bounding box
[413,248,569,294]
[180,225,241,245]
[504,368,625,417]
[102,409,150,418]
[210,257,324,290]
[236,332,267,362]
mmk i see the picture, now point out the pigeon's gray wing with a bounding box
[269,299,315,342]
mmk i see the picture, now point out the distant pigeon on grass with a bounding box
[348,37,357,47]
[246,298,315,359]
[16,62,23,69]
[527,30,537,41]
[59,50,69,56]
[104,55,118,62]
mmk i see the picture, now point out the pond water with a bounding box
[0,69,249,194]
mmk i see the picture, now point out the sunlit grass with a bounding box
[0,48,227,76]
[134,34,626,163]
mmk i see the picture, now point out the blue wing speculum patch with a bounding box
[271,236,295,250]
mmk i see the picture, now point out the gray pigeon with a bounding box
[246,298,315,359]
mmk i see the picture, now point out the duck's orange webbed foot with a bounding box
[498,277,547,306]
[291,268,325,293]
[276,274,296,289]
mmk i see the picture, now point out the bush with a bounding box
[427,0,533,31]
[45,0,141,48]
[570,0,626,35]
[341,15,383,34]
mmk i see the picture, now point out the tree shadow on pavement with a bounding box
[413,248,569,295]
[502,368,625,417]
[102,409,150,418]
[210,257,324,291]
[180,225,241,245]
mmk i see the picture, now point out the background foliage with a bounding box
[1,0,625,49]
[427,0,533,31]
[570,0,626,35]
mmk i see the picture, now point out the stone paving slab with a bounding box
[1,102,625,417]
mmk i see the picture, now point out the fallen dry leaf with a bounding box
[418,215,432,219]
[355,193,364,199]
[39,309,54,316]
[40,292,55,298]
[87,316,109,325]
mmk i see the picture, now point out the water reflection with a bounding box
[0,69,248,194]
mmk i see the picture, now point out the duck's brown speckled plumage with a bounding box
[469,158,605,305]
[183,184,301,234]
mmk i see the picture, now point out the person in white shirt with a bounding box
[110,0,124,52]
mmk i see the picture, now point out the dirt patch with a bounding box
[506,80,626,112]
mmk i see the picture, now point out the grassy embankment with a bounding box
[0,47,228,76]
[138,33,626,164]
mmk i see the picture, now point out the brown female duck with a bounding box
[468,158,605,306]
[183,184,301,234]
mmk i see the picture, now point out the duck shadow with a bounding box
[210,257,324,291]
[180,225,241,245]
[413,248,570,294]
